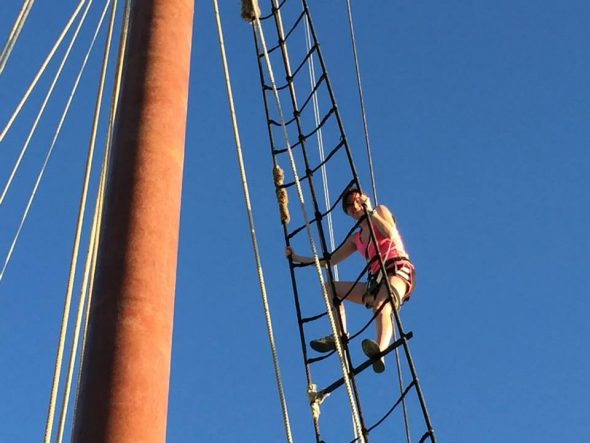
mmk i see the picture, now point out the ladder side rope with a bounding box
[252,8,365,441]
[0,0,88,142]
[303,14,338,281]
[0,0,35,73]
[43,0,113,439]
[0,0,96,204]
[54,2,118,441]
[343,0,377,205]
[392,325,412,443]
[268,2,365,435]
[71,0,131,431]
[343,2,411,439]
[217,3,295,442]
[346,6,410,443]
[361,212,438,442]
[0,0,97,282]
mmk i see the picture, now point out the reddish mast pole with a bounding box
[72,0,193,441]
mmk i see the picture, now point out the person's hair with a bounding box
[341,187,362,213]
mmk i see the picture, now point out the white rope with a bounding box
[69,2,130,436]
[43,0,114,439]
[302,15,339,281]
[0,0,96,204]
[344,4,413,439]
[0,0,88,142]
[54,1,118,441]
[343,0,378,205]
[0,0,35,73]
[0,0,98,282]
[253,3,365,439]
[0,0,97,281]
[216,2,294,442]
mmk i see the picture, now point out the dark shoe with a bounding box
[362,339,385,373]
[310,333,347,353]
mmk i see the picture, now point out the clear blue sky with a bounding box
[1,1,589,442]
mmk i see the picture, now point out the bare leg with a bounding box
[373,276,409,351]
[327,281,367,334]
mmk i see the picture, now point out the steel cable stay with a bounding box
[0,3,123,439]
[43,0,118,440]
[0,0,100,205]
[0,0,36,73]
[0,0,111,282]
[243,0,436,441]
[0,0,89,143]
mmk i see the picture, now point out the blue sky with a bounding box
[1,1,589,442]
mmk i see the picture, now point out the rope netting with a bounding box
[242,1,436,441]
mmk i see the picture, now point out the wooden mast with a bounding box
[72,0,193,441]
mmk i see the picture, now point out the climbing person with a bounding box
[285,187,414,373]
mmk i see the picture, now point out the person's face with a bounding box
[344,192,366,219]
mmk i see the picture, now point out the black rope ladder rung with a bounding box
[366,379,416,434]
[249,1,436,441]
[318,332,414,397]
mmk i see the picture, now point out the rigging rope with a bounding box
[250,2,366,439]
[0,0,98,204]
[70,1,131,434]
[217,2,294,442]
[303,15,339,281]
[342,4,411,438]
[0,0,99,279]
[343,0,378,205]
[43,0,114,440]
[54,2,118,441]
[0,0,98,281]
[0,0,88,143]
[0,0,35,73]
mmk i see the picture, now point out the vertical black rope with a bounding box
[251,24,324,443]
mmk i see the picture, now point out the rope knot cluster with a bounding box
[240,0,260,22]
[273,165,290,223]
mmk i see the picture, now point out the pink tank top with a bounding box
[353,220,408,274]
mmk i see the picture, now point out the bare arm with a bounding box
[368,204,396,239]
[285,235,356,266]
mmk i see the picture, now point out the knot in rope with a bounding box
[240,0,260,22]
[273,165,290,223]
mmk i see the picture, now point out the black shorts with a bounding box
[364,258,415,307]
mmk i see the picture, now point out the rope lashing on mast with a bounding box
[247,2,366,439]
